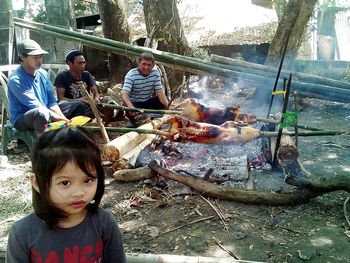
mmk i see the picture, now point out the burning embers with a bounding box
[137,136,266,190]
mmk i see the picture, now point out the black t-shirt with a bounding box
[54,70,96,100]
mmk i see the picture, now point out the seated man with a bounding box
[54,50,99,117]
[8,39,86,135]
[120,52,169,127]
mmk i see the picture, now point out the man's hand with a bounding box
[50,111,69,123]
[156,90,169,109]
[128,111,139,117]
[78,96,89,103]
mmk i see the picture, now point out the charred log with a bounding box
[148,160,319,205]
[113,166,156,182]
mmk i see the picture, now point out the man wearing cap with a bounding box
[8,39,87,134]
[121,52,169,127]
[54,50,99,117]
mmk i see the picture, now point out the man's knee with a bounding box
[14,108,48,133]
[60,101,87,118]
[33,110,49,123]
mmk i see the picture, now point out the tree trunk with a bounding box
[272,0,288,21]
[143,0,192,97]
[96,0,132,83]
[265,0,317,68]
[0,0,12,65]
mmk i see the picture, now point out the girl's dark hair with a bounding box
[31,127,105,228]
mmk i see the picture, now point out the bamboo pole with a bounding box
[13,18,350,103]
[210,54,350,91]
[272,74,292,167]
[262,130,347,137]
[100,103,182,115]
[99,105,326,132]
[0,251,266,263]
[83,126,347,138]
[256,117,325,131]
[126,253,265,263]
[84,126,171,136]
[293,91,299,146]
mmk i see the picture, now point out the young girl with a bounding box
[6,127,126,263]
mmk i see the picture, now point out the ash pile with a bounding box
[135,133,270,193]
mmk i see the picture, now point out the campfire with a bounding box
[106,97,276,194]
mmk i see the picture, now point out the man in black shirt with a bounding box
[54,50,100,117]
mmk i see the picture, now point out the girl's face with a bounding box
[49,161,98,227]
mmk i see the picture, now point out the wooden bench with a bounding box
[0,64,68,155]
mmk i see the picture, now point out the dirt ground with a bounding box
[0,95,349,263]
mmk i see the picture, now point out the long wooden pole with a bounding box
[100,103,182,115]
[78,81,110,143]
[272,74,292,167]
[83,126,346,138]
[262,130,346,137]
[100,104,325,132]
[266,32,291,118]
[210,54,350,91]
[12,18,350,103]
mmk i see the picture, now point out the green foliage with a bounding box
[74,0,99,16]
[14,9,26,19]
[32,4,46,23]
[74,1,87,16]
[272,0,287,21]
[15,3,46,22]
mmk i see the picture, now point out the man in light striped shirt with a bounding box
[121,52,169,127]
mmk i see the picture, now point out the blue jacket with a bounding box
[8,66,57,124]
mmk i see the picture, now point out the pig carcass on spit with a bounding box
[176,98,257,125]
[155,115,262,144]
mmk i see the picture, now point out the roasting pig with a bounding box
[176,98,257,125]
[155,115,262,144]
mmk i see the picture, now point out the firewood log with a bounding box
[277,135,299,164]
[102,122,156,161]
[121,134,156,165]
[113,166,156,182]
